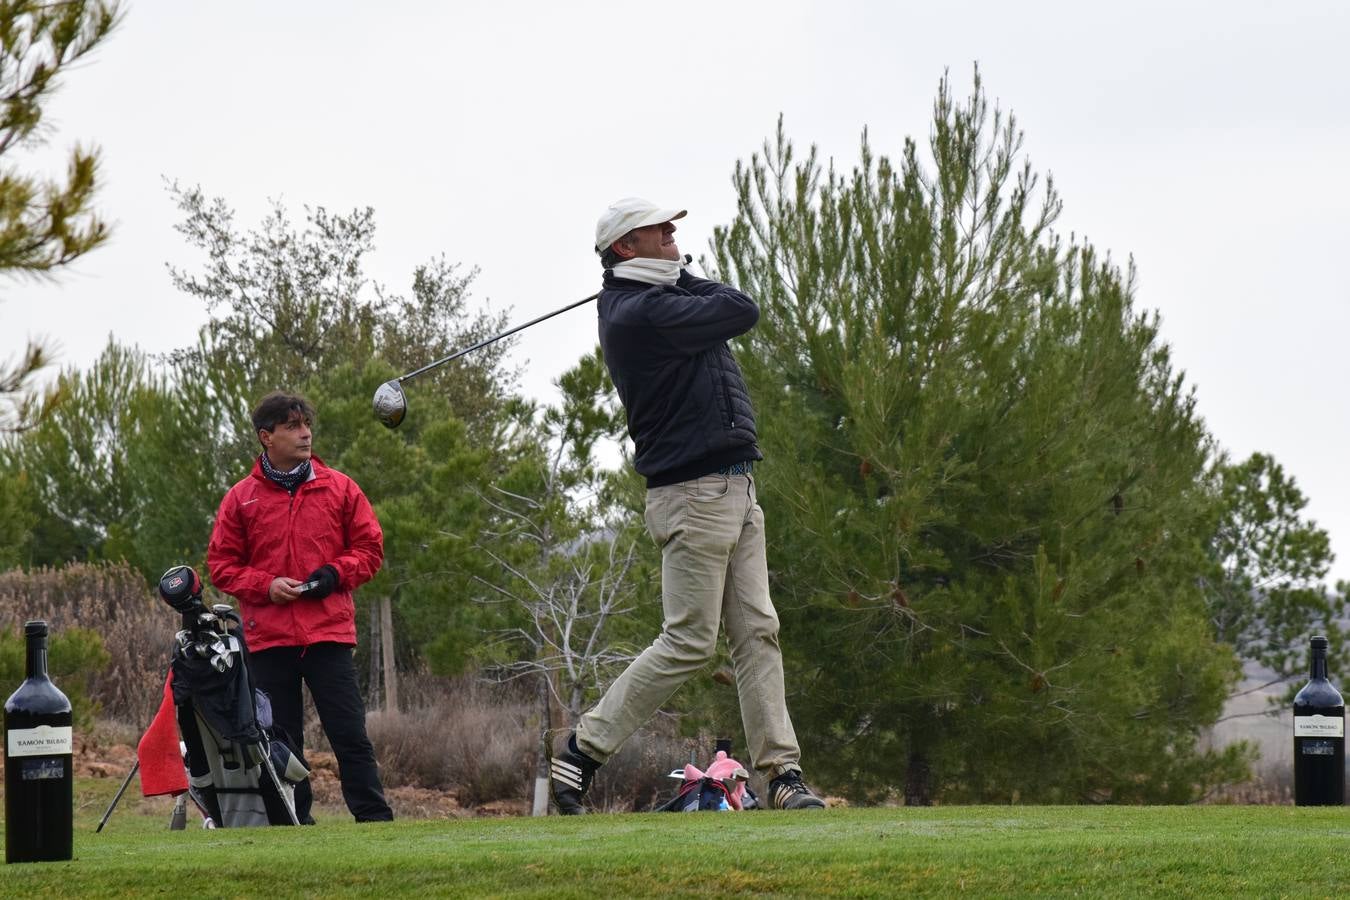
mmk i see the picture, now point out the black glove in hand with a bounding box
[301,564,339,600]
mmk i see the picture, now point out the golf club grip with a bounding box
[399,293,599,384]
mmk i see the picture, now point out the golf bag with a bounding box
[171,625,308,827]
[657,748,758,812]
[160,566,307,827]
[98,568,309,832]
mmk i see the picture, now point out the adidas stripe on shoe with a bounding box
[769,770,826,810]
[550,733,600,816]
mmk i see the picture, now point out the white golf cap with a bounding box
[594,197,687,254]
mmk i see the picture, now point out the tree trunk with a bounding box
[380,595,398,713]
[531,670,551,816]
[904,750,933,806]
[368,601,381,708]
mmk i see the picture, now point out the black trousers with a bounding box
[249,642,393,822]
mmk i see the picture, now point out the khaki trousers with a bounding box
[575,473,802,776]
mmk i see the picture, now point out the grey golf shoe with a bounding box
[768,770,826,810]
[550,733,600,815]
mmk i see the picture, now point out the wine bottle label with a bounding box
[6,724,73,757]
[1293,714,1345,738]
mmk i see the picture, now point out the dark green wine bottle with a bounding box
[4,621,74,863]
[1293,635,1345,806]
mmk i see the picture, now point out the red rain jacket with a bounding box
[207,456,383,651]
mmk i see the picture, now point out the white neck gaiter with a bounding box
[611,257,682,286]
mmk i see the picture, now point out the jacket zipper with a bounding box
[721,371,735,429]
[288,487,302,643]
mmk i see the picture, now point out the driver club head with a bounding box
[372,379,407,429]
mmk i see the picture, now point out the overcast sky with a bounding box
[3,1,1348,583]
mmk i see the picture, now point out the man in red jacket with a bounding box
[207,391,393,823]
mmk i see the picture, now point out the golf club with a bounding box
[372,292,599,428]
[95,761,139,832]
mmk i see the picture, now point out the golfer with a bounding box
[207,391,394,823]
[550,198,826,813]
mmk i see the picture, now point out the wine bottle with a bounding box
[4,620,74,863]
[1293,635,1345,806]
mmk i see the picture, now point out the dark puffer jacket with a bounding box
[597,269,763,487]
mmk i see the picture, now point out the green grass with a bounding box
[2,779,1348,897]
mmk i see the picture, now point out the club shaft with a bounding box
[260,753,301,825]
[96,760,139,832]
[398,293,599,385]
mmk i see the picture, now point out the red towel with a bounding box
[137,670,187,797]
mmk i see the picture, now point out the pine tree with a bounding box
[0,339,159,568]
[1204,452,1349,702]
[0,1,119,432]
[709,71,1248,803]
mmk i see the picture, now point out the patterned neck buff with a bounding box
[259,452,312,494]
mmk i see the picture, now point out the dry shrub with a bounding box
[367,676,534,806]
[366,675,765,813]
[1203,754,1296,805]
[0,562,175,727]
[301,694,330,752]
[1205,772,1294,805]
